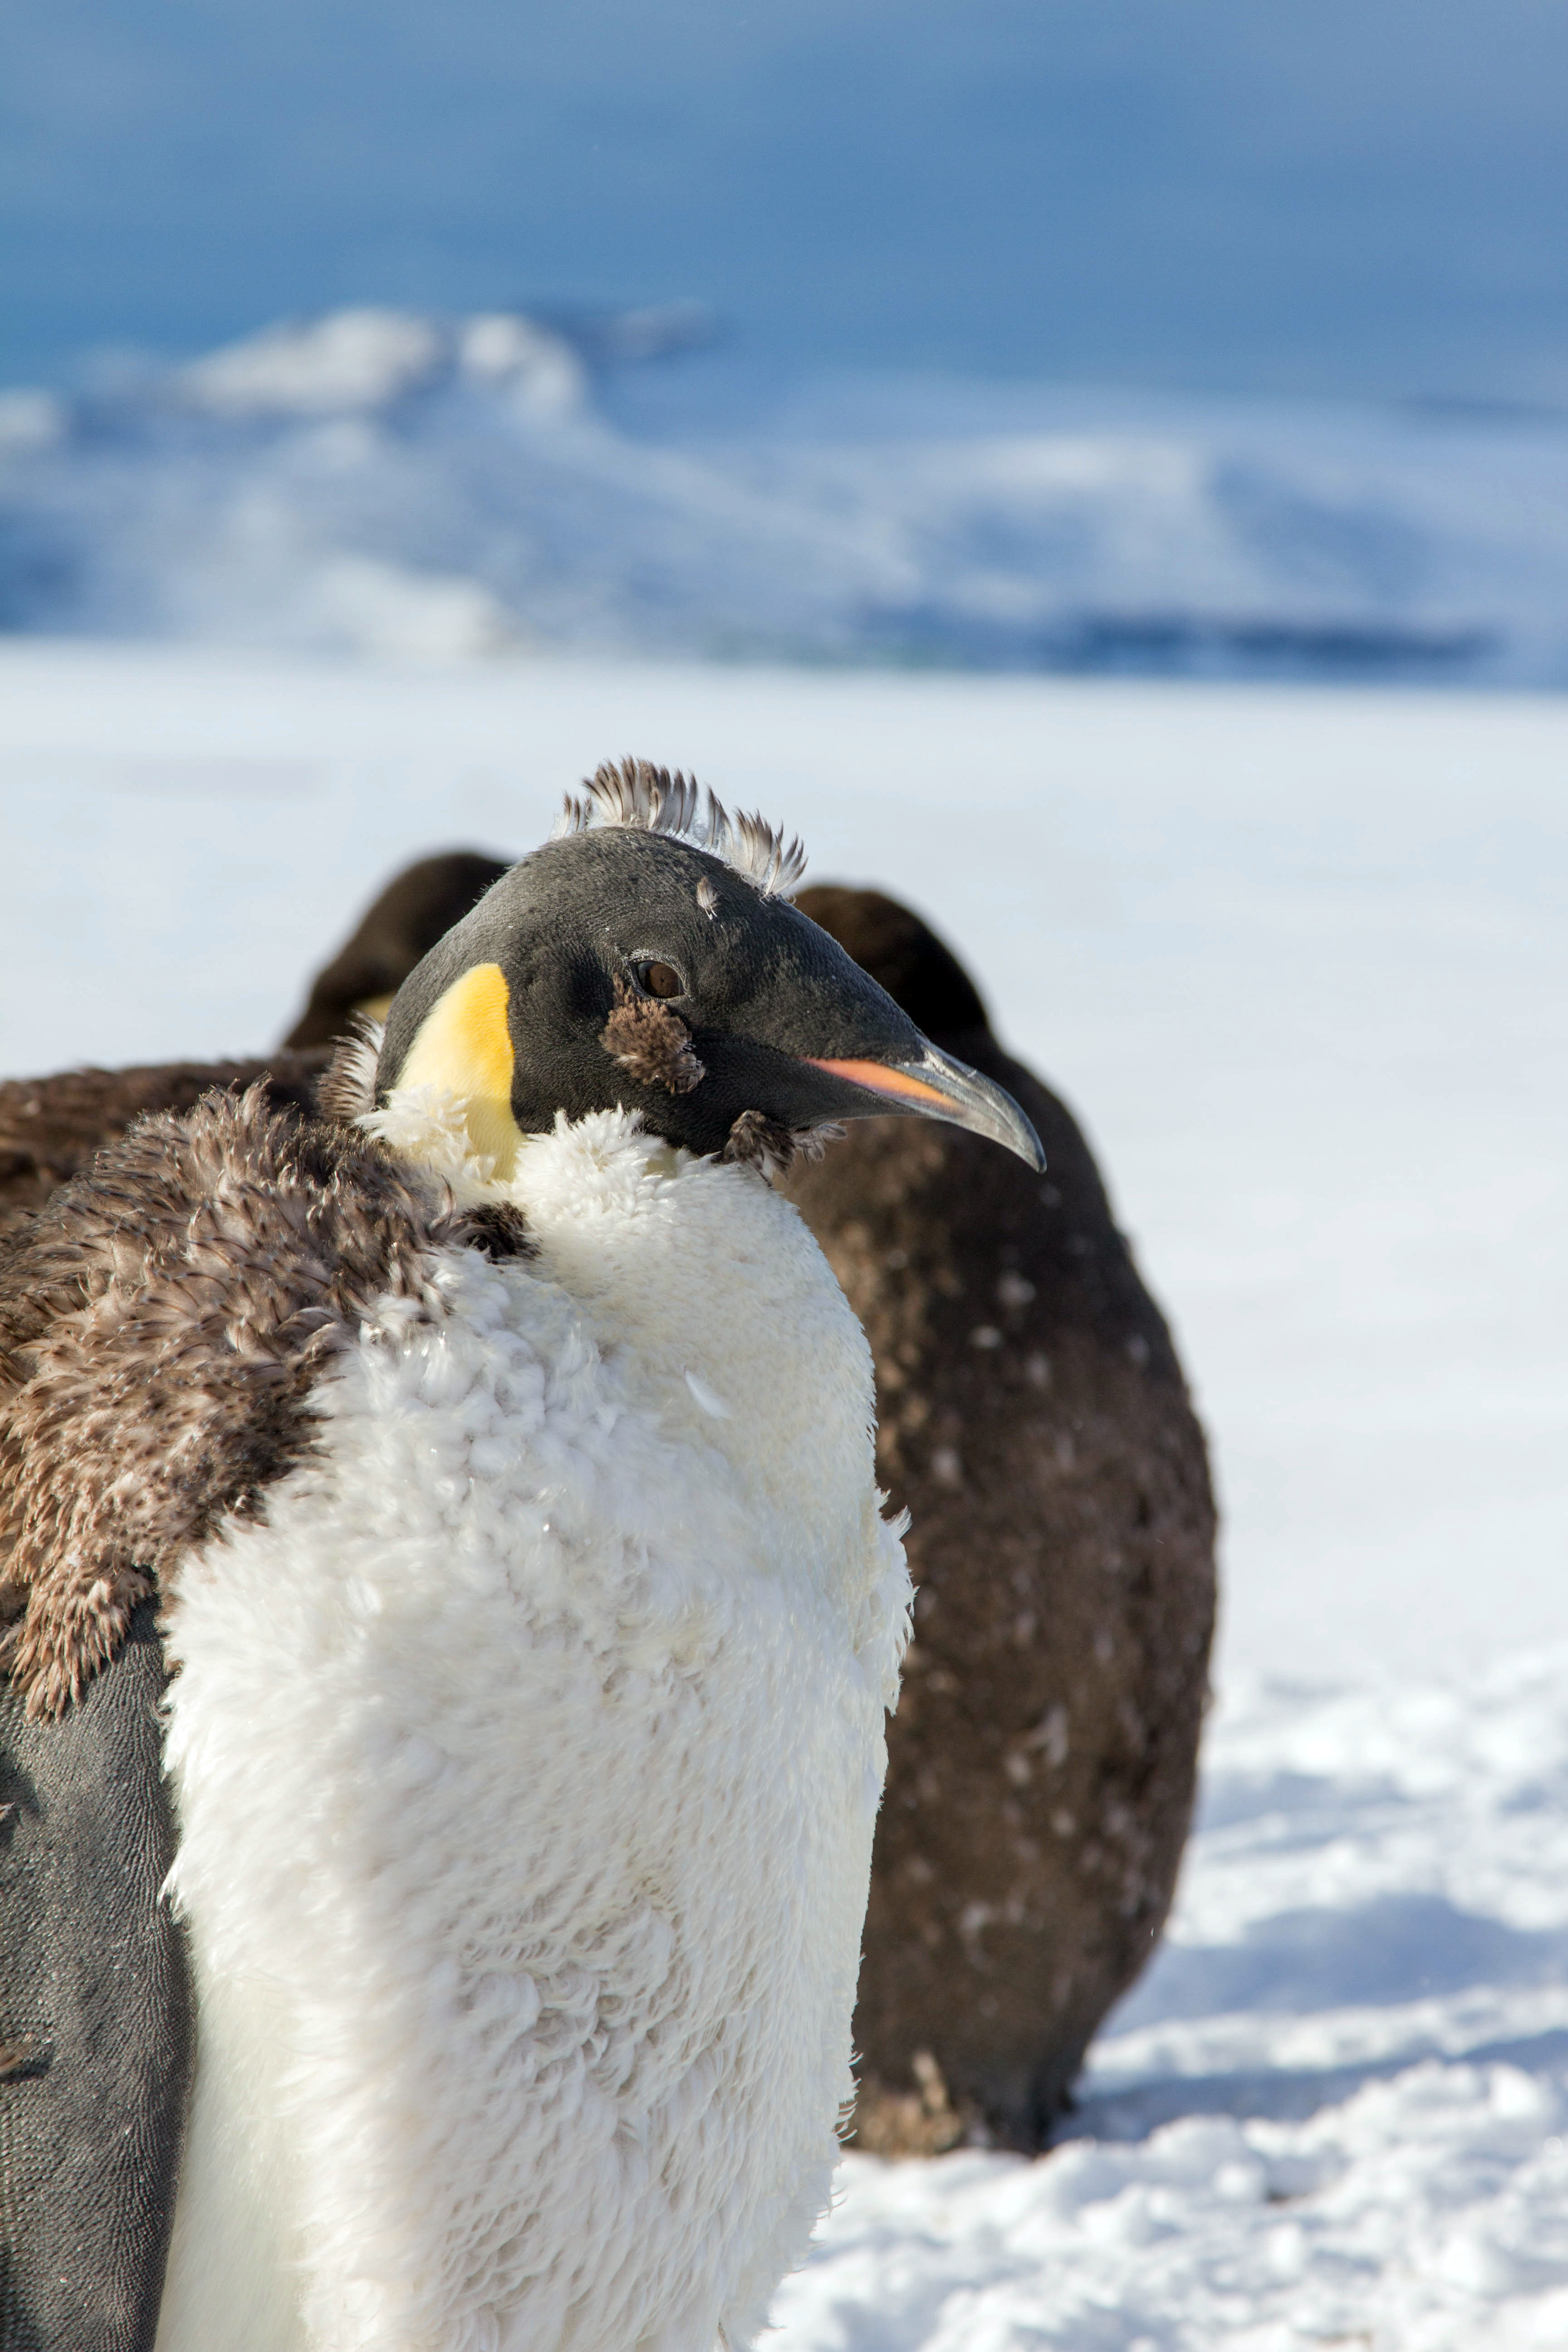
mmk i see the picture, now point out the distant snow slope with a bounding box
[5,310,1568,682]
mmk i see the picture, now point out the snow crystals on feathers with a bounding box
[555,757,808,898]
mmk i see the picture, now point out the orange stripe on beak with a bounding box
[805,1057,959,1109]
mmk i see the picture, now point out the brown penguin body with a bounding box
[784,887,1217,2151]
[281,851,510,1048]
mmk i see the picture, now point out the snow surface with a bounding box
[1,642,1564,2344]
[773,1649,1568,2349]
[5,310,1568,682]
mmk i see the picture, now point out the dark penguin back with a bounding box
[784,887,1218,2151]
[0,1604,191,2352]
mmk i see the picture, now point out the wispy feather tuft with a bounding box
[317,1014,385,1125]
[554,757,807,898]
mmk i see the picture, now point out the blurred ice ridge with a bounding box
[4,305,1568,679]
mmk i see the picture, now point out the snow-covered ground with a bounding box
[778,1650,1568,2349]
[2,642,1564,2344]
[5,309,1568,684]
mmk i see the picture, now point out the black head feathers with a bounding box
[374,762,1042,1176]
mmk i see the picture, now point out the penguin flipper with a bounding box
[0,1600,192,2352]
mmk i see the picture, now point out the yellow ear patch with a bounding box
[398,961,522,1176]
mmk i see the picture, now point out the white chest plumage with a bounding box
[153,1112,910,2352]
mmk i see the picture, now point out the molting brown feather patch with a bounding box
[556,755,807,899]
[0,1087,533,1718]
[719,1110,799,1182]
[720,1110,843,1185]
[600,973,705,1095]
[456,1201,537,1263]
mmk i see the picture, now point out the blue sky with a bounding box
[4,0,1567,398]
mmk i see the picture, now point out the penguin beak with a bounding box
[806,1047,1046,1170]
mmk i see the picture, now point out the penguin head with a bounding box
[374,761,1043,1177]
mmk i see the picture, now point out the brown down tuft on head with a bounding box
[599,974,706,1095]
[557,755,807,898]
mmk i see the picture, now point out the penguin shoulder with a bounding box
[0,1083,531,1718]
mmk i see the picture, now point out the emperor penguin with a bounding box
[0,761,1041,2352]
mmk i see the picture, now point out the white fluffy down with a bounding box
[154,1109,910,2352]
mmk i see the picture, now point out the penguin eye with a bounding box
[638,960,686,1001]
